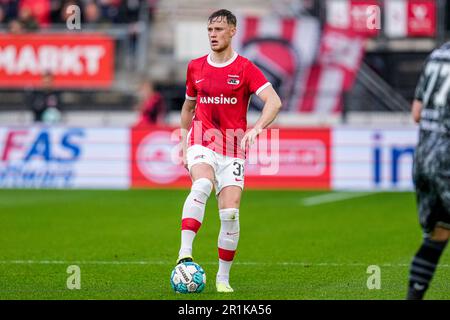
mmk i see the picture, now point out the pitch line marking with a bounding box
[301,192,375,206]
[0,260,449,268]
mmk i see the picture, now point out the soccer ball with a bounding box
[170,261,206,293]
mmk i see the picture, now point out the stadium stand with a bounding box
[0,0,448,126]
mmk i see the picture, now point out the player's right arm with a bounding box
[180,99,196,169]
[181,61,198,169]
[412,74,424,123]
[411,58,429,124]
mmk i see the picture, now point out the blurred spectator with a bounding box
[19,0,50,27]
[58,0,82,24]
[98,0,120,23]
[59,0,79,23]
[301,0,321,17]
[117,0,140,23]
[447,3,450,32]
[84,0,101,23]
[1,0,154,26]
[116,0,157,23]
[26,72,62,124]
[0,0,19,23]
[272,0,321,18]
[147,0,157,23]
[49,0,61,23]
[17,6,39,30]
[365,54,388,80]
[0,5,5,23]
[83,0,112,28]
[8,18,24,33]
[116,1,147,57]
[134,79,166,126]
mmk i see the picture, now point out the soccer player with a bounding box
[407,42,450,300]
[176,9,282,293]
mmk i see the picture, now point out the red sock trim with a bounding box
[218,247,236,261]
[181,218,202,233]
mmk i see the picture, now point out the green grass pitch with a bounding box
[0,189,449,300]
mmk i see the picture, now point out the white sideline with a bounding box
[301,192,375,206]
[0,260,448,268]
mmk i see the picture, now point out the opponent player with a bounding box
[407,42,450,300]
[176,9,282,293]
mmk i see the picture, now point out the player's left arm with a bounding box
[241,85,282,150]
[412,99,422,123]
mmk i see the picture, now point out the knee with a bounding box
[219,208,239,222]
[191,178,213,198]
[219,208,240,239]
[218,209,240,254]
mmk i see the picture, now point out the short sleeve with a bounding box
[414,72,426,102]
[185,62,197,101]
[246,61,271,96]
[414,56,433,102]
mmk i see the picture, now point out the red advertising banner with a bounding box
[131,126,331,190]
[131,126,190,188]
[383,0,436,38]
[245,128,331,189]
[326,0,380,37]
[407,0,436,37]
[0,33,114,88]
[349,0,380,37]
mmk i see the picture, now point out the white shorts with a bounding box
[186,144,245,195]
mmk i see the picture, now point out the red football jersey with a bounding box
[185,51,270,159]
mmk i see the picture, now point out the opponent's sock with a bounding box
[407,238,448,300]
[178,178,213,260]
[217,208,239,284]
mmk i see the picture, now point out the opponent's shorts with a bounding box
[413,164,450,237]
[186,144,245,195]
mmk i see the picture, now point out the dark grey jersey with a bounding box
[413,43,450,234]
[414,42,450,172]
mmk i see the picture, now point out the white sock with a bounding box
[217,208,239,282]
[217,260,232,284]
[178,178,212,259]
[178,235,195,259]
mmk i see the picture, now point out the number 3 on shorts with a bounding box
[232,161,244,177]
